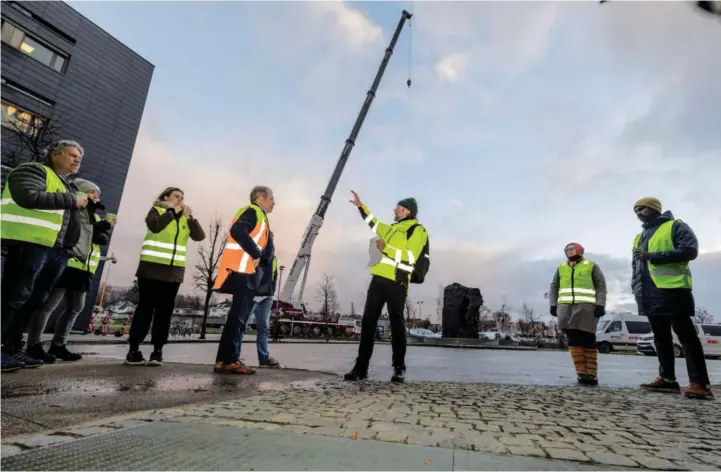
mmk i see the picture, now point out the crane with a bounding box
[278,9,413,310]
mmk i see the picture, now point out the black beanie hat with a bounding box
[397,198,418,217]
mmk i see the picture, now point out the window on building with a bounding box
[625,321,651,334]
[1,20,67,72]
[1,101,45,137]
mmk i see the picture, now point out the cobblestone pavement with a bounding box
[3,380,720,470]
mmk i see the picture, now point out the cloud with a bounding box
[315,1,383,50]
[435,52,470,82]
[74,1,720,322]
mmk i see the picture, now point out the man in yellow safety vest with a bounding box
[344,191,429,383]
[1,140,86,372]
[632,197,712,400]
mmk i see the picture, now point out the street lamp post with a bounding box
[417,301,423,327]
[276,265,286,308]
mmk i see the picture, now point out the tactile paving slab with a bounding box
[1,421,455,471]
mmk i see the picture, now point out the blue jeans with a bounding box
[1,244,69,350]
[251,296,273,361]
[215,282,255,364]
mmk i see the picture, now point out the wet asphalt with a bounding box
[70,342,721,388]
[0,359,330,436]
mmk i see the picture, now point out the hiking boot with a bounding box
[10,349,43,368]
[259,357,280,368]
[124,349,146,366]
[640,377,680,393]
[1,351,24,372]
[27,343,57,364]
[48,344,82,362]
[684,383,714,400]
[214,361,256,375]
[147,350,163,367]
[391,366,406,384]
[343,368,368,381]
[577,374,599,386]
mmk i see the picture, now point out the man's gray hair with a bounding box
[43,139,84,158]
[250,185,271,203]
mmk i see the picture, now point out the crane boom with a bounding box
[279,9,413,305]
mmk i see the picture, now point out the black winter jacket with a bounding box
[4,162,80,249]
[632,211,698,317]
[55,200,113,292]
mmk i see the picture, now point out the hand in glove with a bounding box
[549,306,557,317]
[594,305,605,317]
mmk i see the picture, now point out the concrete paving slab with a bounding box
[1,421,622,471]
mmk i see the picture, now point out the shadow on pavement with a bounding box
[0,359,332,436]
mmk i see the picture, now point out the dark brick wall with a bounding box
[1,1,154,330]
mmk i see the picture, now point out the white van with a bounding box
[596,313,652,354]
[637,323,721,359]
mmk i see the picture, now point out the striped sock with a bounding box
[569,347,586,375]
[584,348,598,378]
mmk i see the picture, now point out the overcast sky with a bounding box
[69,1,721,322]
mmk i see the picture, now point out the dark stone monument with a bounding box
[442,283,483,339]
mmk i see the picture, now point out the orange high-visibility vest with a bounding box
[213,204,269,290]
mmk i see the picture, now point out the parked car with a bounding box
[596,313,652,354]
[637,323,721,359]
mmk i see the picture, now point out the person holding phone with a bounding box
[1,140,85,372]
[632,197,712,399]
[124,187,205,366]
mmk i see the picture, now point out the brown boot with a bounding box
[214,361,256,375]
[684,383,714,400]
[640,377,681,393]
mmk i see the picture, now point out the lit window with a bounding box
[1,101,45,137]
[1,21,68,72]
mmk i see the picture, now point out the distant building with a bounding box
[1,1,154,329]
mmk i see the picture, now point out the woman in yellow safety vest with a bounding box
[124,187,205,366]
[25,179,117,363]
[548,242,607,386]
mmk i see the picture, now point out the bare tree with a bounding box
[1,111,65,168]
[495,303,512,332]
[316,273,339,322]
[477,305,493,331]
[404,297,414,326]
[521,303,536,336]
[694,307,715,324]
[193,215,227,339]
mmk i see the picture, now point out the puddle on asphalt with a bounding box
[257,379,323,392]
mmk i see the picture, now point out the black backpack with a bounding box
[406,224,430,284]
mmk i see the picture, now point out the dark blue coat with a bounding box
[632,211,698,317]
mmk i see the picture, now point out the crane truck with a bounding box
[270,10,413,339]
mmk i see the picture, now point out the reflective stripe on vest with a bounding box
[0,163,67,247]
[67,214,102,274]
[557,259,596,305]
[213,204,269,290]
[633,220,692,289]
[139,206,191,268]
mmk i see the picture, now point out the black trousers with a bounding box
[128,278,181,351]
[565,329,596,349]
[355,275,407,372]
[649,315,710,386]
